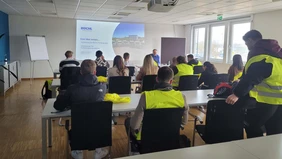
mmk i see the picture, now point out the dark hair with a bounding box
[157,66,173,83]
[96,50,103,58]
[81,59,96,75]
[177,56,186,64]
[232,54,244,71]
[123,52,130,60]
[243,30,262,41]
[65,50,73,58]
[113,55,126,76]
[203,61,217,73]
[187,54,194,59]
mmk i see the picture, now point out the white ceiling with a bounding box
[1,0,282,24]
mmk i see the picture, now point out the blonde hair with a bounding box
[142,55,157,75]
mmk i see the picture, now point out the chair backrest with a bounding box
[60,67,81,90]
[204,100,245,144]
[206,74,229,89]
[178,75,199,91]
[71,101,113,150]
[96,66,107,77]
[193,66,204,74]
[127,66,135,76]
[108,76,131,94]
[142,75,157,92]
[141,108,184,154]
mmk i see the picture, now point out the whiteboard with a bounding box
[26,36,49,61]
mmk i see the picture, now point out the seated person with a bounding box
[125,67,189,141]
[53,60,108,159]
[198,61,218,86]
[123,52,131,66]
[187,54,202,67]
[136,55,158,81]
[108,55,129,77]
[171,56,194,87]
[59,50,80,71]
[95,50,110,68]
[228,54,244,82]
[169,56,177,68]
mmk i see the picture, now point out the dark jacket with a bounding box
[188,59,200,66]
[198,70,217,86]
[53,74,107,111]
[233,39,282,98]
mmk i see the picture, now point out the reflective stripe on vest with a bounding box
[172,63,194,87]
[245,54,282,105]
[135,90,185,140]
[233,72,242,82]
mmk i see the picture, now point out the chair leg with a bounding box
[66,132,70,159]
[59,118,65,126]
[192,118,197,146]
[128,128,131,156]
[106,146,112,159]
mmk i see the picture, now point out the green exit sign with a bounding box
[217,14,223,21]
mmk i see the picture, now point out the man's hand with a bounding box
[226,94,239,105]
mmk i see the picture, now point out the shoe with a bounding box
[71,150,83,159]
[94,148,109,159]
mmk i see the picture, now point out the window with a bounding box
[230,22,251,62]
[192,27,205,60]
[209,25,225,62]
[190,18,251,64]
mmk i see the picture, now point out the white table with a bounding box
[50,78,142,98]
[233,134,282,159]
[41,89,214,159]
[116,142,258,159]
[51,79,60,98]
[53,69,60,78]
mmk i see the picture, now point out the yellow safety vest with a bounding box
[191,61,202,67]
[233,72,243,82]
[153,60,158,66]
[245,54,282,105]
[135,90,185,140]
[172,63,194,87]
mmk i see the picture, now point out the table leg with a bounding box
[42,118,47,159]
[51,86,56,98]
[48,118,52,147]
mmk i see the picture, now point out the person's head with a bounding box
[153,49,157,55]
[123,52,130,61]
[232,54,244,71]
[172,56,177,65]
[142,54,155,75]
[65,50,73,58]
[113,55,126,74]
[96,50,103,58]
[203,61,217,73]
[156,67,173,84]
[187,54,194,62]
[81,59,96,75]
[243,30,263,51]
[176,56,186,64]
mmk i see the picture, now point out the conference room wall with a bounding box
[252,9,282,45]
[9,15,185,78]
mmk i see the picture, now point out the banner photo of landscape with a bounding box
[76,20,145,61]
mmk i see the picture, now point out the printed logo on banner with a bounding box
[81,27,92,31]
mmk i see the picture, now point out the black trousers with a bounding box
[245,102,282,138]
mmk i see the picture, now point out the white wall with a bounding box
[9,15,185,78]
[252,10,282,44]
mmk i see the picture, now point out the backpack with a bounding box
[41,80,52,100]
[213,82,233,98]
